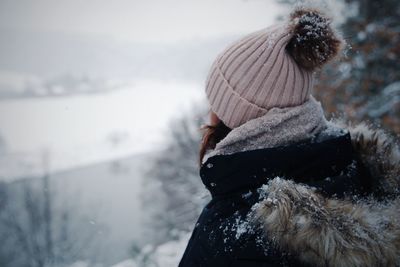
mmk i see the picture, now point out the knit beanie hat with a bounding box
[205,8,344,129]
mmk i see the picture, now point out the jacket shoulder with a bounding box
[252,123,400,267]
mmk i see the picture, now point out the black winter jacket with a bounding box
[179,124,400,267]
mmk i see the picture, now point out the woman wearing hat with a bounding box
[179,7,400,267]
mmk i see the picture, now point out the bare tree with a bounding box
[0,155,99,267]
[141,104,210,245]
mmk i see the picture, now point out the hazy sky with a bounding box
[0,0,283,43]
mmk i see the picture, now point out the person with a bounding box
[178,6,400,267]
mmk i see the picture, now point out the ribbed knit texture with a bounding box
[206,23,314,129]
[203,96,328,163]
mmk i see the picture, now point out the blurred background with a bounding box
[0,0,398,266]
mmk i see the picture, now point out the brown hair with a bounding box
[199,120,231,165]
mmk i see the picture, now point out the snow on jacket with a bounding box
[178,121,400,267]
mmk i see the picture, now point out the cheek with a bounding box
[210,111,220,125]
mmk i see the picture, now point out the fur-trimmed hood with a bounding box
[252,123,400,267]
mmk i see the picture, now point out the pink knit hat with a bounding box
[205,8,343,129]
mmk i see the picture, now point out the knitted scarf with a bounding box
[203,95,335,163]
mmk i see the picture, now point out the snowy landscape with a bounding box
[0,0,398,266]
[0,1,284,266]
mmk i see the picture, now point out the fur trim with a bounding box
[346,122,400,196]
[253,123,400,267]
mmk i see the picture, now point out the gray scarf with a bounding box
[204,96,333,163]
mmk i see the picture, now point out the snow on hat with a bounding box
[205,8,344,129]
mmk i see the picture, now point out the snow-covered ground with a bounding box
[70,232,191,267]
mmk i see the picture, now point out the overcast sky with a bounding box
[0,0,284,43]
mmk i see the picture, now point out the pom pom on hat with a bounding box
[287,8,344,70]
